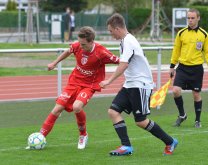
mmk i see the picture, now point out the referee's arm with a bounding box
[204,36,208,64]
[170,34,181,68]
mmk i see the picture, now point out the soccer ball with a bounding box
[27,132,46,150]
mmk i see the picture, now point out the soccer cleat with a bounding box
[109,145,133,156]
[78,133,88,149]
[174,114,187,127]
[163,138,178,155]
[195,121,201,128]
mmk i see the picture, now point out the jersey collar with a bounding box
[188,26,199,32]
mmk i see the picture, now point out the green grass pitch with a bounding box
[0,93,208,165]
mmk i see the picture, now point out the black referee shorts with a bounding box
[174,63,204,92]
[110,87,152,122]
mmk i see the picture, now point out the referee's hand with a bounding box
[169,68,175,78]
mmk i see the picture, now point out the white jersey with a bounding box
[120,33,154,89]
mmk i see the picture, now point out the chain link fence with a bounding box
[0,11,126,43]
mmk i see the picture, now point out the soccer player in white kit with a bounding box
[100,13,178,156]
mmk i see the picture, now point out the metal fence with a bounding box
[0,46,173,97]
[0,12,121,43]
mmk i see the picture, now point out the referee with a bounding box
[170,8,208,128]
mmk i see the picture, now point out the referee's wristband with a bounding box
[170,63,175,69]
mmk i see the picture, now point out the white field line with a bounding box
[0,83,57,88]
[0,91,56,96]
[0,87,57,92]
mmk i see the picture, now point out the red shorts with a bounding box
[56,85,95,112]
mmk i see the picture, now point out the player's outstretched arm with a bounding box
[47,49,71,71]
[100,62,128,88]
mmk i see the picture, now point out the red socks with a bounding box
[40,110,87,137]
[75,110,87,136]
[40,113,58,137]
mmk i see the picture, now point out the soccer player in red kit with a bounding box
[26,26,119,150]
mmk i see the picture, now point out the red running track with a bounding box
[1,71,208,102]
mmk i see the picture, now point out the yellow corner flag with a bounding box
[150,79,172,108]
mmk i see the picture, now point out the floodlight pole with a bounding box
[26,0,40,44]
[150,0,161,41]
[26,1,33,43]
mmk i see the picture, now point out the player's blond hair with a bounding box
[188,8,200,17]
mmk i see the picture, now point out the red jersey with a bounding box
[67,42,119,91]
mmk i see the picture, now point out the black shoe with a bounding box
[174,114,187,127]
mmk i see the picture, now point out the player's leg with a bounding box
[73,99,88,150]
[74,108,87,136]
[108,109,133,156]
[73,102,88,150]
[26,104,64,150]
[191,65,203,128]
[172,86,187,126]
[26,90,70,150]
[40,87,75,137]
[40,103,64,137]
[108,88,133,156]
[74,109,88,149]
[192,91,202,128]
[73,88,95,149]
[172,65,187,126]
[137,118,178,155]
[132,88,178,155]
[73,99,86,136]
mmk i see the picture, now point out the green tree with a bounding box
[39,0,87,12]
[86,0,151,13]
[161,0,189,21]
[6,0,17,11]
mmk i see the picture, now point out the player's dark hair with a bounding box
[78,26,95,42]
[106,13,126,29]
